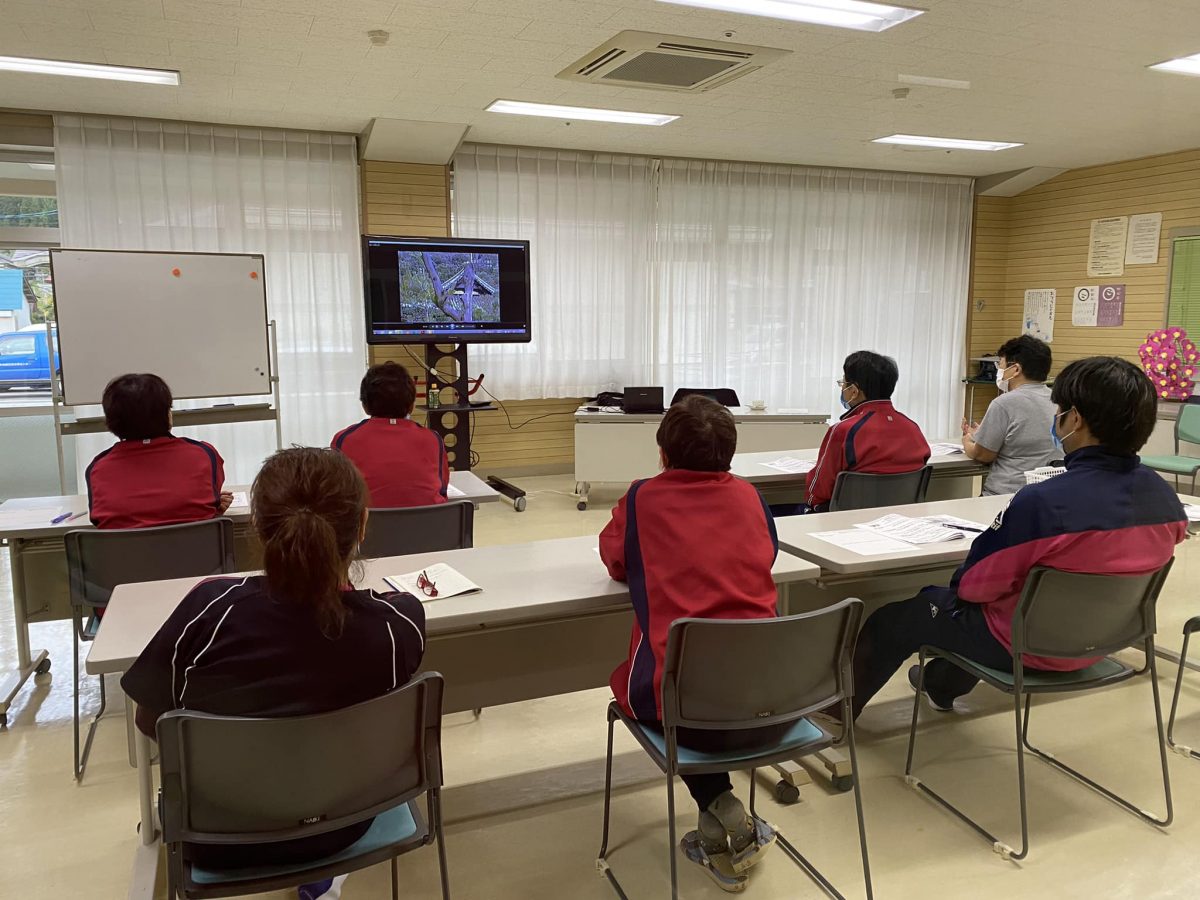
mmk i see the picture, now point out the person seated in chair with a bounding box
[121,447,426,900]
[87,373,232,529]
[962,334,1058,495]
[332,361,449,508]
[600,395,779,892]
[848,356,1187,720]
[801,350,930,513]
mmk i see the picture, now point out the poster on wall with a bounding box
[1088,216,1128,277]
[1097,284,1126,326]
[1072,285,1098,326]
[1023,288,1056,343]
[1125,213,1163,265]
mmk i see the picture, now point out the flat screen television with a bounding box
[363,236,532,344]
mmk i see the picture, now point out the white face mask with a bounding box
[995,363,1015,393]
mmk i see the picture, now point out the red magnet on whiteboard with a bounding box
[172,268,181,277]
[250,271,259,279]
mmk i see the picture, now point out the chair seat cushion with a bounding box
[958,656,1129,688]
[1140,455,1200,475]
[633,717,826,767]
[189,803,421,886]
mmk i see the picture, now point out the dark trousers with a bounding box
[851,591,1014,719]
[649,723,792,812]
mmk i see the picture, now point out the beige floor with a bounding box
[3,475,1200,899]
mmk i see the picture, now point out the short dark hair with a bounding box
[359,362,416,418]
[656,395,737,472]
[1050,356,1156,455]
[997,335,1052,382]
[843,351,899,401]
[102,373,173,440]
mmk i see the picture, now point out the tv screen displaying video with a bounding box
[363,236,531,344]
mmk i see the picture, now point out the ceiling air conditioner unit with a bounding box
[557,31,790,93]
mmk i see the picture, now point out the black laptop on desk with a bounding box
[623,386,665,415]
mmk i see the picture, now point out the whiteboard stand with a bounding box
[49,319,285,495]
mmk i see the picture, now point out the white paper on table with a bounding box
[0,507,64,528]
[384,562,481,601]
[760,457,815,475]
[856,513,971,545]
[928,442,965,456]
[1184,504,1200,524]
[446,484,466,499]
[810,529,920,556]
[228,491,250,508]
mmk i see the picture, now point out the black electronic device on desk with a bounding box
[623,386,665,415]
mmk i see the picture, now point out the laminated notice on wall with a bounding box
[1023,289,1055,343]
[1072,286,1098,327]
[1088,216,1128,277]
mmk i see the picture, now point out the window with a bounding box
[1167,232,1200,335]
[0,194,58,228]
[0,334,35,355]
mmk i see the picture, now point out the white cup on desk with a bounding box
[749,400,766,411]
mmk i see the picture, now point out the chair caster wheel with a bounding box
[514,496,527,512]
[577,501,588,511]
[833,775,854,793]
[36,658,51,675]
[774,780,800,804]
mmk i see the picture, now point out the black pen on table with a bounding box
[942,522,984,533]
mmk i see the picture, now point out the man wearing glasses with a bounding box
[803,350,930,513]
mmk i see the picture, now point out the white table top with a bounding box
[575,406,828,424]
[731,439,987,485]
[86,534,821,675]
[774,494,1014,576]
[0,471,499,541]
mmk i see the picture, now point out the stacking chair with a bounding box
[157,672,449,900]
[65,518,235,780]
[597,600,872,900]
[1166,616,1200,760]
[828,466,932,512]
[670,388,741,408]
[358,500,474,559]
[905,563,1175,861]
[1141,403,1200,493]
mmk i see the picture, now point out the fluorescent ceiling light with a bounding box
[1150,52,1200,77]
[26,163,55,171]
[0,56,180,85]
[898,73,971,90]
[486,100,678,126]
[873,133,1023,151]
[655,0,923,32]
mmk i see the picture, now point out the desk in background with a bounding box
[731,439,988,506]
[573,406,829,509]
[87,535,820,900]
[0,472,499,725]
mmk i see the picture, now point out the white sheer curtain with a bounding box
[453,144,973,436]
[452,145,656,397]
[54,115,365,484]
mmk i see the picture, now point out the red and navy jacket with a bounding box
[806,400,930,511]
[332,417,449,509]
[87,436,224,530]
[600,469,779,721]
[932,445,1187,671]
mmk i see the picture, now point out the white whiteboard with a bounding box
[51,249,272,406]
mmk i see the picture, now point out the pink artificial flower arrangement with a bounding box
[1139,327,1197,401]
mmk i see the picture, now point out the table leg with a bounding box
[575,482,590,511]
[0,540,50,726]
[129,702,161,900]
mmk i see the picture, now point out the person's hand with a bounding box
[960,417,971,436]
[218,491,234,513]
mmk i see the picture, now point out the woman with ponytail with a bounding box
[121,447,426,899]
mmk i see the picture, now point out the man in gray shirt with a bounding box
[963,335,1058,495]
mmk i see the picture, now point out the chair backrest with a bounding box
[64,518,236,612]
[358,500,473,559]
[661,599,863,732]
[1176,402,1200,447]
[1012,562,1174,661]
[157,672,444,847]
[828,466,932,512]
[670,387,741,408]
